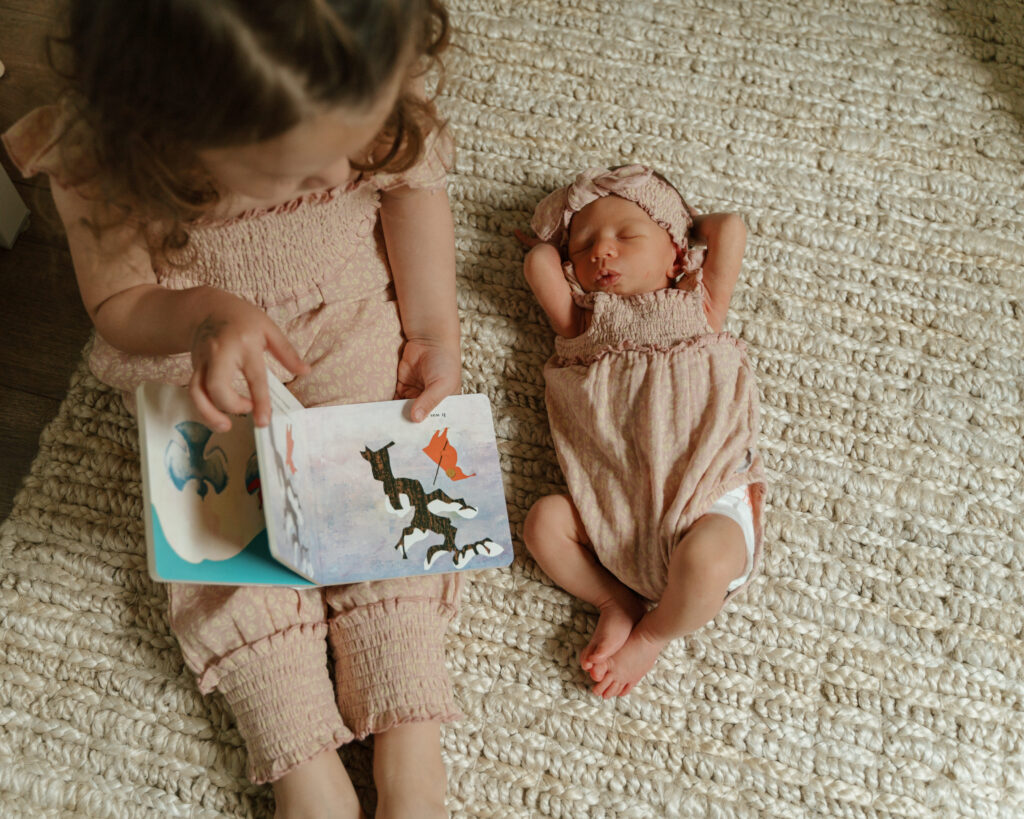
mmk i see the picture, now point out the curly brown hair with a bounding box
[51,0,451,255]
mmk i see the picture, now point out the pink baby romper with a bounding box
[3,105,462,783]
[543,271,766,602]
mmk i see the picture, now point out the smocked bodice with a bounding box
[553,280,712,366]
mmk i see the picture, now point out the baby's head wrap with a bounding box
[529,164,705,276]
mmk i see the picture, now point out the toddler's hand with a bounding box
[395,338,462,422]
[188,291,309,430]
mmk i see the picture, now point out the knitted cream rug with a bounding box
[2,1,1023,817]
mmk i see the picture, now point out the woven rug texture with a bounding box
[2,1,1023,817]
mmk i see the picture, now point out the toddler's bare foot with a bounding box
[374,722,448,819]
[272,747,365,819]
[591,621,668,699]
[580,593,647,683]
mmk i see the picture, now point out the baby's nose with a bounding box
[591,238,618,260]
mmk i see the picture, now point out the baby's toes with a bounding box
[586,657,609,682]
[592,675,615,698]
[580,645,609,676]
[599,678,627,699]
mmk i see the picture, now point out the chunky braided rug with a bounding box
[3,1,1023,816]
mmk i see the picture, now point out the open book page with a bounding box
[253,375,319,582]
[136,381,312,585]
[296,394,513,585]
[137,375,512,586]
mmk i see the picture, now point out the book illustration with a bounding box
[286,425,298,475]
[165,421,228,499]
[361,440,502,569]
[245,452,262,508]
[266,422,312,578]
[423,428,476,482]
[144,395,264,567]
[139,376,514,585]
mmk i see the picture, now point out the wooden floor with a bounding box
[0,1,93,520]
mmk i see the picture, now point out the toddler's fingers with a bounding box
[264,324,310,376]
[202,358,256,419]
[243,356,272,427]
[189,369,236,432]
[408,379,455,423]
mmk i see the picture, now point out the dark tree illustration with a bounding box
[360,442,501,568]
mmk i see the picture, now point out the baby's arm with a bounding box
[51,182,307,430]
[690,212,746,333]
[523,242,585,338]
[379,183,461,422]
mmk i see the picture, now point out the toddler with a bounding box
[522,165,766,699]
[4,1,461,817]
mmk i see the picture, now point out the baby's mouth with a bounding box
[595,269,621,287]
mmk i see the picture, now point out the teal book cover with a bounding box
[137,374,513,586]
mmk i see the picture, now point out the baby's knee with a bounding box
[523,494,580,556]
[671,516,747,594]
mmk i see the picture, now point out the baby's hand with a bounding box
[188,291,309,430]
[513,228,543,249]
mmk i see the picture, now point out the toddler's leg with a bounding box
[167,584,363,817]
[325,574,462,819]
[270,748,366,819]
[523,494,648,681]
[373,722,447,819]
[592,513,747,698]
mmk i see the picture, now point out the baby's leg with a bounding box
[593,513,747,698]
[523,494,648,681]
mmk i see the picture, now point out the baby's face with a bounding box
[567,196,678,296]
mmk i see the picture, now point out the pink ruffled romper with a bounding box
[544,272,766,602]
[3,106,462,784]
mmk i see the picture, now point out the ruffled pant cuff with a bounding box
[214,623,354,784]
[329,597,462,739]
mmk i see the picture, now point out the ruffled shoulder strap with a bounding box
[372,125,454,194]
[1,105,81,185]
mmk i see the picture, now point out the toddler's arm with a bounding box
[523,242,585,338]
[379,183,461,422]
[51,181,307,430]
[691,212,746,333]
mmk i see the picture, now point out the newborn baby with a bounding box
[523,165,766,698]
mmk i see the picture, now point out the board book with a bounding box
[136,374,513,586]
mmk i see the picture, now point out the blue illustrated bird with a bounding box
[165,421,229,499]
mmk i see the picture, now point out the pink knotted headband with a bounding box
[530,165,703,276]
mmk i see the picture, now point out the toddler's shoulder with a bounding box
[2,104,98,190]
[371,125,454,195]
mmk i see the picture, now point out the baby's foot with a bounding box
[591,623,667,699]
[580,595,647,683]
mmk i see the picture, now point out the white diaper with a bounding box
[707,485,756,594]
